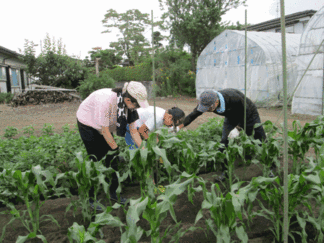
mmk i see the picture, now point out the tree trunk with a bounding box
[191,52,197,73]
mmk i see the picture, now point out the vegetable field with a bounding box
[1,114,324,243]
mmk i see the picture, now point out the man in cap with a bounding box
[178,88,270,181]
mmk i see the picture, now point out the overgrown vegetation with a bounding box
[0,93,14,104]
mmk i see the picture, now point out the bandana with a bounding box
[215,91,226,113]
[116,91,139,137]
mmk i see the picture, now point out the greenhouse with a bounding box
[292,6,324,116]
[195,30,301,106]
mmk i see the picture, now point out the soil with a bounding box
[0,96,320,243]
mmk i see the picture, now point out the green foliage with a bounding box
[154,49,196,97]
[102,9,154,66]
[2,116,324,242]
[0,165,60,243]
[159,0,247,71]
[87,48,122,71]
[3,126,18,139]
[77,72,116,99]
[195,178,248,243]
[41,123,54,136]
[21,33,87,88]
[22,125,35,136]
[0,93,14,104]
[103,61,152,82]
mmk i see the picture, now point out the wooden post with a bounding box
[95,58,101,77]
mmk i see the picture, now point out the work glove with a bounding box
[228,128,240,139]
[168,126,180,133]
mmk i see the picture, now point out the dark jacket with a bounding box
[183,89,260,128]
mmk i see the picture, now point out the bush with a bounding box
[154,49,196,97]
[77,72,116,100]
[103,60,152,82]
[0,93,14,104]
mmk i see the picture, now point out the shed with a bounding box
[195,30,301,107]
[291,7,324,116]
[0,46,29,94]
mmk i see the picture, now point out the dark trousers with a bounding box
[77,120,119,199]
[219,116,267,172]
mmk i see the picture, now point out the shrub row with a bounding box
[103,61,152,82]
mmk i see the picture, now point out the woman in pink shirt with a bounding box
[76,81,149,209]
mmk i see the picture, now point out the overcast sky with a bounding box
[1,0,323,60]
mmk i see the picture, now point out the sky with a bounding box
[1,0,323,60]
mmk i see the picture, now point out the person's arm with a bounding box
[179,104,203,129]
[101,126,118,149]
[129,122,144,148]
[138,124,159,143]
[138,124,149,140]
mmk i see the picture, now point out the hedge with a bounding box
[103,61,152,81]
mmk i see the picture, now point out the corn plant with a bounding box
[302,157,324,242]
[67,222,106,243]
[223,139,244,188]
[287,120,313,175]
[0,165,60,243]
[65,152,111,222]
[195,178,248,243]
[129,131,176,198]
[142,172,201,243]
[68,203,124,242]
[242,175,314,243]
[252,121,282,178]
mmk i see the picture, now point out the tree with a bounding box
[102,9,152,66]
[20,34,86,88]
[153,31,163,48]
[87,47,122,70]
[158,0,247,72]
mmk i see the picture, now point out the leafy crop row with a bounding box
[1,116,324,242]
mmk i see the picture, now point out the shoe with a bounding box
[215,172,228,182]
[89,199,104,211]
[110,192,128,205]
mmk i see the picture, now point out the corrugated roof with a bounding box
[247,10,317,31]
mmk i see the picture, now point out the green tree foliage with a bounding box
[87,47,122,71]
[153,31,164,49]
[158,0,247,72]
[21,33,87,88]
[102,9,152,66]
[154,48,196,97]
[77,72,116,100]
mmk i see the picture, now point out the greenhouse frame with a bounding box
[292,6,324,116]
[195,30,301,107]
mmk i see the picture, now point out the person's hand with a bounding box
[228,128,240,139]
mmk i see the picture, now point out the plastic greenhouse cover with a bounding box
[292,6,324,116]
[196,30,300,107]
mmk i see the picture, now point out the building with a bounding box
[247,10,317,34]
[0,46,30,94]
[195,30,300,107]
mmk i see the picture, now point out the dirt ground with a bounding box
[0,97,320,243]
[0,96,318,137]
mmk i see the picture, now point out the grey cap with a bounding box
[197,91,218,113]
